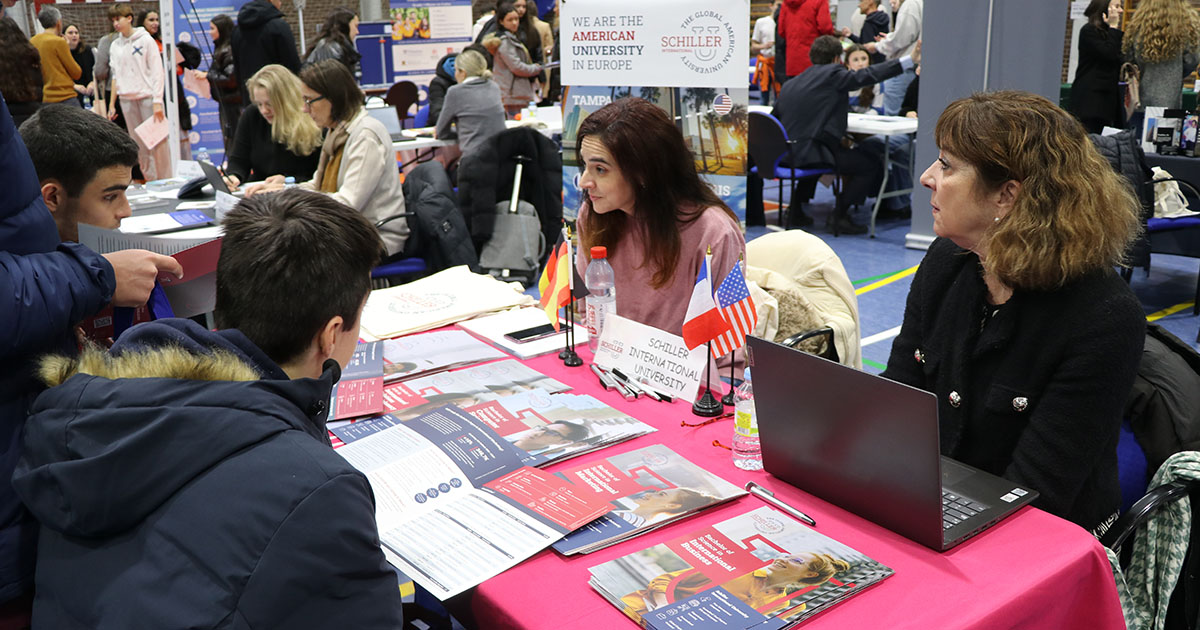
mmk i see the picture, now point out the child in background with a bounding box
[846,45,882,114]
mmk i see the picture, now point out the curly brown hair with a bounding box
[1123,0,1200,64]
[0,17,43,104]
[934,91,1139,291]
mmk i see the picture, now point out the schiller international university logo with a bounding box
[661,9,736,75]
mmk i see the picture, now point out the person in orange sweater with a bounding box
[31,5,82,106]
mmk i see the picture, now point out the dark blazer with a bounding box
[772,59,904,165]
[0,94,114,604]
[1071,23,1124,127]
[881,238,1146,531]
[224,105,319,184]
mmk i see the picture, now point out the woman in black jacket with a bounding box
[203,14,242,152]
[303,8,361,78]
[64,24,95,108]
[1070,0,1124,133]
[883,91,1145,535]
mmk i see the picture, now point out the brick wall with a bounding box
[55,0,389,61]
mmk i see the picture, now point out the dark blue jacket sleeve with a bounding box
[0,242,114,360]
[236,472,403,628]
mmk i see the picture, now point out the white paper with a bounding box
[591,314,707,401]
[78,223,217,256]
[359,266,535,340]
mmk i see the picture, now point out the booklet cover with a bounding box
[334,405,614,599]
[552,444,746,555]
[381,359,572,419]
[466,390,657,467]
[589,506,894,630]
[381,330,506,382]
[328,341,385,420]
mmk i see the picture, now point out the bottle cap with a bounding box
[742,367,751,382]
[590,246,607,259]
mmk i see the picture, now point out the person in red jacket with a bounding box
[779,0,837,81]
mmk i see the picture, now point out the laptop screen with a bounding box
[366,107,403,136]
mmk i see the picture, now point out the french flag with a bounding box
[681,255,731,350]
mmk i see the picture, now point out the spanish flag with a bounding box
[538,229,571,330]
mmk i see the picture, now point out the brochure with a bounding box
[381,329,506,382]
[589,506,894,630]
[358,265,536,340]
[334,405,614,599]
[552,444,746,555]
[328,341,385,420]
[466,390,658,466]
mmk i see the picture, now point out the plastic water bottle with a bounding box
[196,147,210,164]
[585,246,616,353]
[732,368,763,470]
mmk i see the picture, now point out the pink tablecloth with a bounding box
[469,348,1127,630]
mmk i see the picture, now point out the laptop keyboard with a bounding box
[942,491,988,530]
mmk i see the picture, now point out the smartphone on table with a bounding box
[503,323,558,343]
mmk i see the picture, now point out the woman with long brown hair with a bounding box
[1123,0,1200,108]
[574,97,745,338]
[882,91,1144,535]
[0,17,43,128]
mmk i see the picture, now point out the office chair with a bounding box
[385,81,420,129]
[747,110,841,231]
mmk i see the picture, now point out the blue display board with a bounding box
[175,0,244,164]
[356,0,473,105]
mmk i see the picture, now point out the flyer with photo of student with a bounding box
[588,506,894,630]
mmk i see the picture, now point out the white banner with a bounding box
[560,0,749,88]
[592,315,707,401]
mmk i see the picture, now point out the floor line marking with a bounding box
[861,325,903,347]
[854,264,919,296]
[862,358,887,371]
[1147,302,1196,322]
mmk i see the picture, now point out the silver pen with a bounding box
[744,481,817,527]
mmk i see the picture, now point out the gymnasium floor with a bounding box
[749,186,1200,374]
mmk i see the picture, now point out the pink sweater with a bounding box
[576,204,745,337]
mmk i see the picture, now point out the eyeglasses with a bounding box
[303,95,327,107]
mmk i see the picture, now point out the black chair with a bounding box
[747,111,842,231]
[385,81,420,129]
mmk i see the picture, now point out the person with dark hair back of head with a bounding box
[574,97,745,338]
[232,0,301,105]
[304,7,362,75]
[20,103,139,242]
[247,60,409,259]
[882,91,1145,535]
[12,188,404,628]
[1070,0,1124,133]
[0,91,180,627]
[0,16,45,128]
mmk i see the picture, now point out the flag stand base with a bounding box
[721,391,735,406]
[561,349,583,367]
[692,389,724,417]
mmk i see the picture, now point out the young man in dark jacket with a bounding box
[0,94,179,625]
[232,0,301,104]
[843,0,890,64]
[771,35,916,233]
[13,189,404,628]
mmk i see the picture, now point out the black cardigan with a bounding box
[224,105,319,184]
[881,238,1145,530]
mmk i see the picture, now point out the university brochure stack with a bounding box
[333,405,618,599]
[552,444,745,554]
[589,506,893,630]
[380,329,506,382]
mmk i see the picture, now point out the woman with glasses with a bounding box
[223,64,320,189]
[246,59,408,259]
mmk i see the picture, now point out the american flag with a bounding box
[711,263,757,357]
[713,93,733,116]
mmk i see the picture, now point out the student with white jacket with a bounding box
[106,3,170,180]
[245,59,409,258]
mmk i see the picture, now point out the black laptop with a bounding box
[746,336,1038,551]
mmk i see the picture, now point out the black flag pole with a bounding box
[721,354,736,406]
[692,341,724,417]
[561,224,582,366]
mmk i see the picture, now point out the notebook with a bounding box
[746,336,1038,551]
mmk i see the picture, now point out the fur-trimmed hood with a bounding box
[13,319,339,539]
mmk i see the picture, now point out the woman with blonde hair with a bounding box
[434,48,506,157]
[1122,0,1200,108]
[223,64,322,189]
[882,91,1145,536]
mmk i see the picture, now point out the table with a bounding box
[392,106,565,153]
[468,346,1125,630]
[748,106,918,237]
